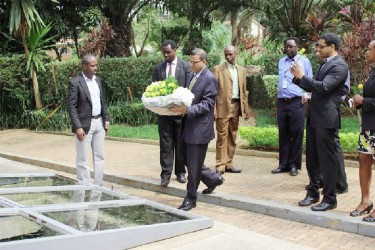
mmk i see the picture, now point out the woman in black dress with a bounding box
[351,40,375,221]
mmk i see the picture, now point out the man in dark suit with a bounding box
[291,33,348,211]
[67,54,110,186]
[152,40,192,187]
[304,42,349,193]
[169,48,224,211]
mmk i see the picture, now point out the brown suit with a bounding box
[212,63,249,172]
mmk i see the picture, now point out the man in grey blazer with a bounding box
[291,33,348,211]
[67,54,110,186]
[152,40,192,187]
[170,48,224,211]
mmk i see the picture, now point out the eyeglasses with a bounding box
[189,60,202,65]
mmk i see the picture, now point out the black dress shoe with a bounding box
[177,200,196,211]
[336,188,349,194]
[298,195,319,206]
[350,202,373,217]
[202,176,225,194]
[271,167,289,174]
[161,177,170,187]
[225,167,242,173]
[363,215,375,222]
[311,202,337,211]
[290,167,298,176]
[176,173,187,183]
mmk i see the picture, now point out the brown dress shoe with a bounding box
[225,167,242,173]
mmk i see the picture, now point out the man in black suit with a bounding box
[291,33,348,211]
[67,54,110,186]
[304,42,349,194]
[152,40,192,187]
[169,48,224,211]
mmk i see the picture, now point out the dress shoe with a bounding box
[290,167,298,176]
[363,215,375,222]
[176,173,187,183]
[202,176,225,194]
[336,188,349,194]
[160,177,170,187]
[350,202,373,217]
[177,200,196,211]
[216,170,224,175]
[298,195,319,206]
[271,167,289,174]
[225,167,242,173]
[311,202,337,211]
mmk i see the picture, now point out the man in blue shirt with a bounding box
[271,37,313,176]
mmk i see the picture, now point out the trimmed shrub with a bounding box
[262,75,278,105]
[239,126,359,152]
[247,74,274,109]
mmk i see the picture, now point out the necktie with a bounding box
[168,63,172,76]
[189,76,197,90]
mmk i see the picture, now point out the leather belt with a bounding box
[231,98,240,103]
[279,97,301,102]
[92,114,101,119]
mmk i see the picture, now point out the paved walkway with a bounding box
[1,130,375,247]
[1,147,374,250]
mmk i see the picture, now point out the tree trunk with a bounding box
[32,70,43,110]
[188,0,195,53]
[106,24,132,57]
[231,10,239,46]
[73,28,80,58]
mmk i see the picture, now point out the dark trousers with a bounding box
[277,97,304,170]
[306,126,339,204]
[306,125,348,190]
[158,115,186,179]
[185,144,221,203]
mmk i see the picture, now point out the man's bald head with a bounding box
[224,45,237,65]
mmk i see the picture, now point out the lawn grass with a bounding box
[255,109,277,127]
[109,124,159,140]
[108,109,360,142]
[255,108,360,133]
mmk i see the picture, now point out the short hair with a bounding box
[190,48,207,60]
[285,37,300,46]
[82,54,96,65]
[320,33,341,51]
[162,40,177,49]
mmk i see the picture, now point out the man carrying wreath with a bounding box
[152,40,192,187]
[170,48,224,211]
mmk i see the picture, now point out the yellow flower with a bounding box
[358,83,363,90]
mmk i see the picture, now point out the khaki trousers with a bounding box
[75,117,105,186]
[215,102,240,172]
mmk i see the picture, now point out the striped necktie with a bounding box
[188,75,198,90]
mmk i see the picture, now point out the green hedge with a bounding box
[0,102,157,131]
[0,53,220,130]
[247,74,275,108]
[239,126,359,153]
